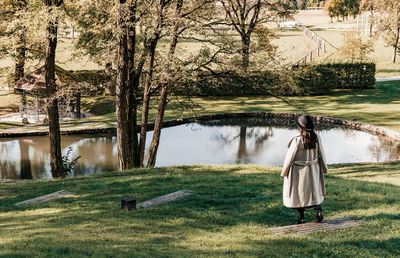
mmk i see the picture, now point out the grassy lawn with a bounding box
[0,90,19,116]
[79,80,400,132]
[0,163,399,256]
[1,80,400,133]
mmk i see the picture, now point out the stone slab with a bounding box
[15,190,76,206]
[136,189,194,209]
[269,217,363,235]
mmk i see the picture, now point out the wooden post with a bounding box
[121,198,136,211]
[34,95,39,123]
[19,91,26,118]
[75,92,81,119]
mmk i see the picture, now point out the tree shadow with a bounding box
[1,166,400,256]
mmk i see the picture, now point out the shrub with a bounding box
[319,63,375,89]
[179,62,375,96]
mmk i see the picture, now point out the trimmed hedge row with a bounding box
[69,70,108,86]
[179,62,375,96]
[68,62,376,97]
[318,63,376,89]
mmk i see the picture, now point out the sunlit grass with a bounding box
[0,163,399,256]
[1,81,400,133]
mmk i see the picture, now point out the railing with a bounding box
[293,28,327,66]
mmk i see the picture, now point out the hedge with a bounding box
[317,63,376,89]
[67,62,376,97]
[69,70,108,86]
[178,62,375,96]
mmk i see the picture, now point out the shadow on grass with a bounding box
[1,165,400,256]
[303,81,400,107]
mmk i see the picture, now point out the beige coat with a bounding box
[281,134,328,208]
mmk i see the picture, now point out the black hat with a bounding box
[295,114,314,131]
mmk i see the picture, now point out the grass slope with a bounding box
[0,163,399,257]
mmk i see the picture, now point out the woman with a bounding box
[281,114,328,224]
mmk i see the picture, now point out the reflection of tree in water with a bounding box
[341,126,358,138]
[215,126,274,164]
[0,143,18,179]
[17,139,50,179]
[368,136,400,162]
[73,136,117,176]
[19,140,32,179]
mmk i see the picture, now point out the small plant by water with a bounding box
[62,147,81,175]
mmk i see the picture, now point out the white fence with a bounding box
[293,28,327,66]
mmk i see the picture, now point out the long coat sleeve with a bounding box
[281,135,328,208]
[281,137,300,177]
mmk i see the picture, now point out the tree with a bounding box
[44,0,65,177]
[138,0,170,167]
[0,0,46,84]
[147,0,218,167]
[66,0,117,66]
[70,0,219,169]
[338,29,374,61]
[115,0,175,170]
[325,0,359,21]
[360,0,377,36]
[217,0,293,73]
[376,0,400,63]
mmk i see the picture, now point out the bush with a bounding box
[318,63,375,89]
[180,71,280,96]
[290,65,337,95]
[69,70,107,86]
[179,62,375,97]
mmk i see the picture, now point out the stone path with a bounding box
[376,76,400,82]
[269,217,362,235]
[15,190,76,206]
[136,189,194,209]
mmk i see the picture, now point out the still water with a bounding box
[1,118,399,179]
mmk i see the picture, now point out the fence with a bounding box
[294,28,327,66]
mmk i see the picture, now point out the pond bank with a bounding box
[1,112,400,142]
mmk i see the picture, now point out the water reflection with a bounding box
[0,118,399,179]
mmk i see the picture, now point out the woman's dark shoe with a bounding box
[315,206,323,223]
[297,208,305,224]
[297,217,306,224]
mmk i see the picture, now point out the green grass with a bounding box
[1,81,400,133]
[0,163,399,257]
[76,80,400,132]
[0,90,19,115]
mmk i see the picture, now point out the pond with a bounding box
[1,117,399,179]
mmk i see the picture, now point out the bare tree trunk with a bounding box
[147,86,168,167]
[104,63,115,96]
[241,36,250,73]
[147,0,181,167]
[393,25,400,64]
[137,1,165,166]
[127,0,141,167]
[15,32,26,82]
[44,0,65,178]
[138,64,152,167]
[116,0,134,170]
[75,92,80,118]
